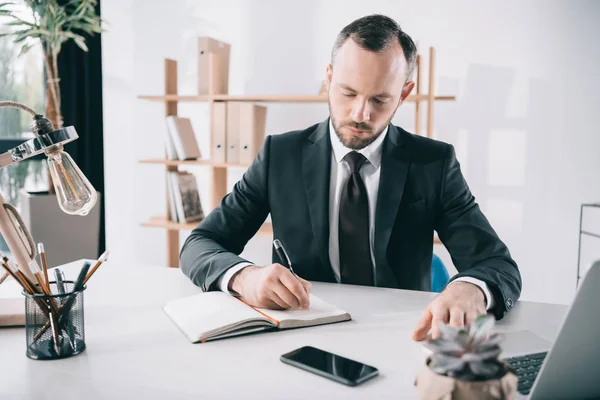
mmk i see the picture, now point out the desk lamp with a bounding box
[0,100,97,282]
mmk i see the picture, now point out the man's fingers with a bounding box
[271,282,300,308]
[465,311,479,326]
[266,288,291,309]
[279,272,310,308]
[298,277,312,294]
[449,308,465,330]
[431,307,449,340]
[412,307,433,341]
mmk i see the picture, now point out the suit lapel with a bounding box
[373,125,409,288]
[302,120,334,280]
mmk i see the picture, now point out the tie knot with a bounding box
[344,151,367,173]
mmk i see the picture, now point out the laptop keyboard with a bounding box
[504,352,548,395]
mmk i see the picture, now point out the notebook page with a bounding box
[163,292,272,342]
[254,294,350,327]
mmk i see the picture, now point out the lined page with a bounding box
[163,292,269,342]
[255,294,350,328]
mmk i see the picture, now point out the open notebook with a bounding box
[163,292,351,343]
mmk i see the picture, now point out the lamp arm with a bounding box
[0,192,37,282]
[0,101,38,117]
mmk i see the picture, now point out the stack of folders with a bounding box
[212,102,267,165]
[167,172,205,224]
[165,116,202,161]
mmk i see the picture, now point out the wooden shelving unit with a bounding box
[137,94,455,103]
[141,216,273,236]
[139,47,451,267]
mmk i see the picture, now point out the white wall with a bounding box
[102,0,600,305]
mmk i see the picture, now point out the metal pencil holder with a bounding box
[23,281,86,360]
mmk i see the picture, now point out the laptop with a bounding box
[501,260,600,399]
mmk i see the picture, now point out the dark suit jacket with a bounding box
[180,119,522,319]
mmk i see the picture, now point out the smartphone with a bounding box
[280,346,379,386]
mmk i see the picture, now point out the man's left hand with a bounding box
[412,281,487,341]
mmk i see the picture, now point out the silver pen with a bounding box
[273,239,296,276]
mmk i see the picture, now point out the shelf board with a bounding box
[139,158,251,168]
[137,94,455,103]
[141,216,273,236]
[138,94,328,103]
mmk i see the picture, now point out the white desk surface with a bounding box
[0,260,567,399]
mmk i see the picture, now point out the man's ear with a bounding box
[400,80,416,104]
[325,64,333,92]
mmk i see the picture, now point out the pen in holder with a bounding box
[24,281,86,360]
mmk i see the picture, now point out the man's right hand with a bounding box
[229,264,311,309]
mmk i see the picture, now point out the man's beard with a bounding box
[329,102,393,150]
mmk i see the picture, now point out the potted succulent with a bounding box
[415,315,518,399]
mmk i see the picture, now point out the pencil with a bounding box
[0,271,9,286]
[28,259,49,296]
[37,243,50,291]
[0,262,25,292]
[0,254,33,294]
[84,250,109,284]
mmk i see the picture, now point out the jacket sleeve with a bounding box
[435,144,522,319]
[179,136,271,291]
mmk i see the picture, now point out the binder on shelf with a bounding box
[211,102,227,164]
[239,104,267,165]
[165,116,202,160]
[198,37,230,95]
[226,102,241,164]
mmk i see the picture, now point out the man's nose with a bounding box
[350,99,371,123]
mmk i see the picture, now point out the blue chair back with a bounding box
[431,254,450,292]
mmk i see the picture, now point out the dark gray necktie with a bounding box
[339,151,374,286]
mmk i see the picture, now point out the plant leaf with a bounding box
[423,339,464,355]
[469,361,502,378]
[469,314,495,344]
[462,346,501,362]
[474,333,505,351]
[431,353,465,372]
[18,42,33,56]
[438,322,459,340]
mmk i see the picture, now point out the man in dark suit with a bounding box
[180,14,521,340]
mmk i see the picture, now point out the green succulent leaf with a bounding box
[456,330,471,348]
[469,360,502,378]
[423,339,465,355]
[462,346,502,362]
[431,353,466,372]
[438,322,459,340]
[469,314,495,344]
[474,333,505,352]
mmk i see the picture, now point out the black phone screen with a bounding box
[280,346,379,386]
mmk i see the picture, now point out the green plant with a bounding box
[0,0,103,129]
[423,315,507,381]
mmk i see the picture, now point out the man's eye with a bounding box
[342,92,355,97]
[373,98,385,105]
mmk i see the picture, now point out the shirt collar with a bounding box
[329,118,388,168]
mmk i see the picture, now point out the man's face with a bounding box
[327,39,414,150]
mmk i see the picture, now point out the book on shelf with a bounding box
[163,291,351,343]
[165,116,202,161]
[167,171,205,224]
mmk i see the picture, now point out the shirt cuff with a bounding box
[217,262,255,295]
[451,277,495,311]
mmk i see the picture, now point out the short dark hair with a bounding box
[331,14,417,81]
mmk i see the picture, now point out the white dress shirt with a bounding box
[217,120,494,310]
